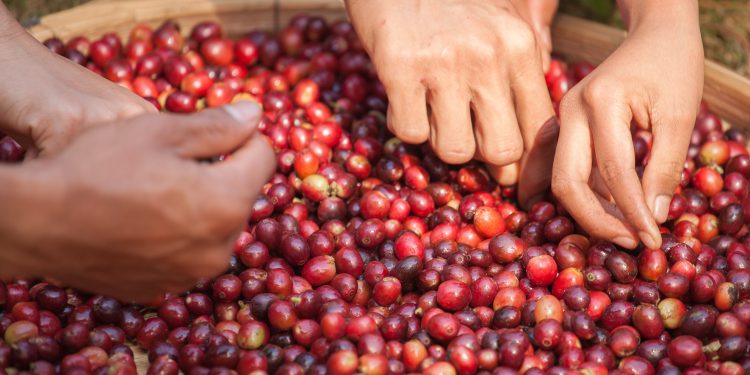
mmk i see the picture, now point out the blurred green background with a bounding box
[559,0,750,79]
[5,0,749,79]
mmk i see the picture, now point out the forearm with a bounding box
[618,0,699,34]
[616,0,703,71]
[0,164,59,279]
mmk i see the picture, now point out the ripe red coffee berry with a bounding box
[693,166,724,197]
[437,280,471,311]
[425,312,460,342]
[489,234,527,264]
[473,206,505,238]
[667,335,703,368]
[395,231,424,260]
[527,254,558,286]
[372,277,402,306]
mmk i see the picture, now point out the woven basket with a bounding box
[23,0,750,370]
[27,0,750,129]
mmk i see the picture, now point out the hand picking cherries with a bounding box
[1,15,749,375]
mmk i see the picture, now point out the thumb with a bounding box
[536,25,552,73]
[487,163,519,187]
[643,125,692,224]
[525,0,557,72]
[163,101,262,159]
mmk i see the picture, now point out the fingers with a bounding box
[472,85,523,167]
[537,26,552,72]
[163,102,262,159]
[511,55,558,207]
[23,147,40,160]
[384,79,430,144]
[642,117,693,223]
[518,117,559,207]
[552,96,639,248]
[124,95,158,116]
[590,167,613,201]
[108,84,158,117]
[487,163,519,186]
[211,133,277,203]
[427,84,475,164]
[586,93,661,249]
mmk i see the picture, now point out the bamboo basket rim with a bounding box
[24,0,750,130]
[18,0,750,371]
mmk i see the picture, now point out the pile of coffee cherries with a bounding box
[1,14,749,375]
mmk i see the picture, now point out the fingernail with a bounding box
[653,195,671,223]
[223,102,261,124]
[613,236,638,249]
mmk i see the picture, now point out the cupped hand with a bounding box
[0,30,155,157]
[12,102,275,303]
[552,2,703,249]
[346,0,558,206]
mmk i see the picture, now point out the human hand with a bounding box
[346,0,558,205]
[0,26,154,158]
[3,102,275,303]
[552,1,703,249]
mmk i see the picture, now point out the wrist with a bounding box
[618,0,698,33]
[0,161,64,279]
[618,0,702,61]
[521,0,558,28]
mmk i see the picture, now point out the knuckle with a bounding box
[582,78,622,106]
[484,142,523,166]
[502,21,536,57]
[18,105,41,129]
[468,41,497,65]
[558,94,577,115]
[435,142,475,164]
[395,126,429,144]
